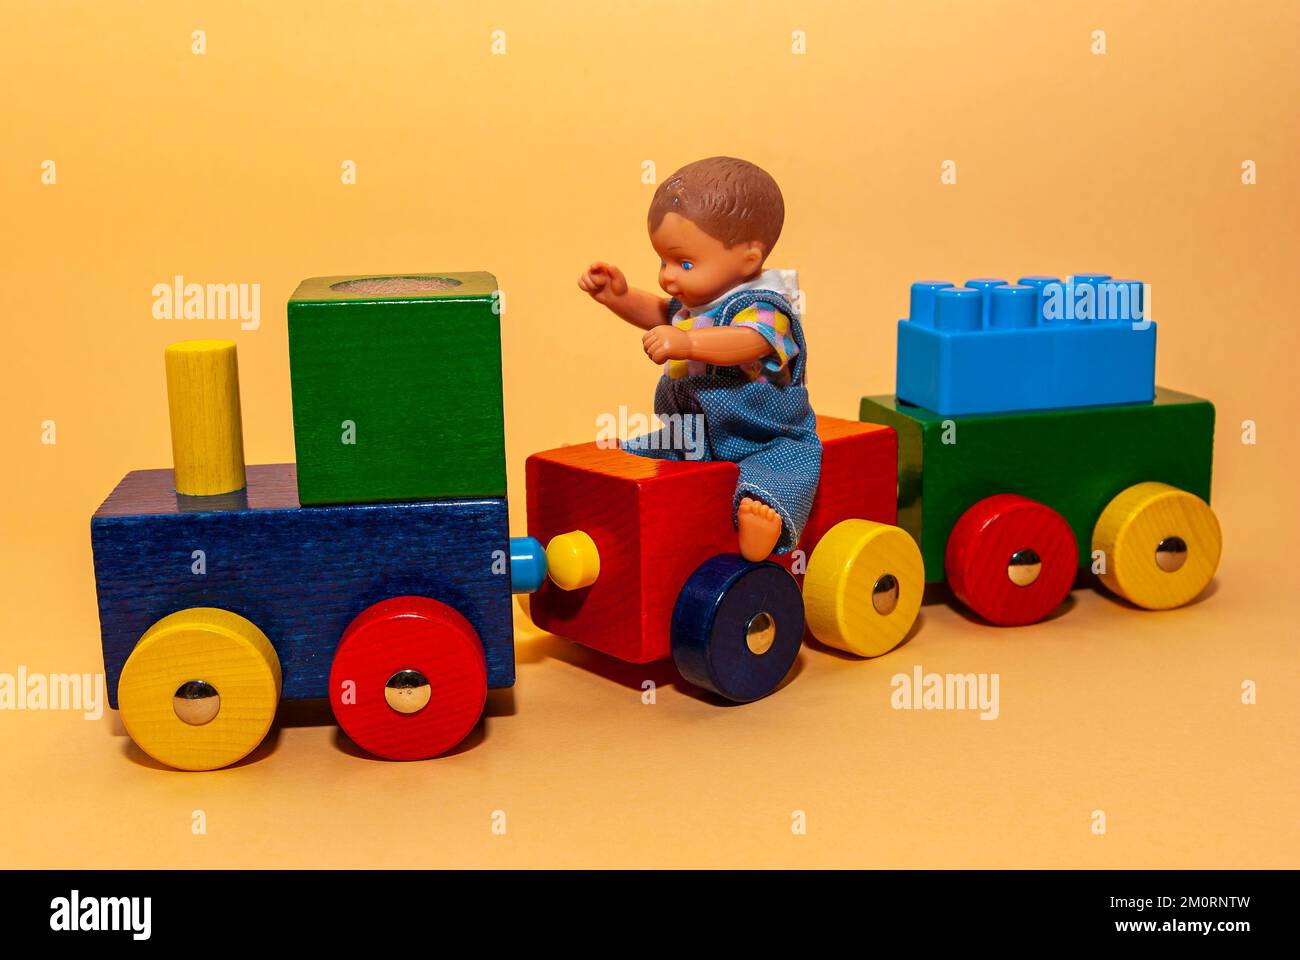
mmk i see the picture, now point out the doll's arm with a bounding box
[579,262,671,330]
[643,325,769,365]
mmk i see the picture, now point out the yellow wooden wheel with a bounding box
[1092,482,1222,610]
[117,608,281,771]
[804,519,924,657]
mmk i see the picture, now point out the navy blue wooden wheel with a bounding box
[670,554,804,703]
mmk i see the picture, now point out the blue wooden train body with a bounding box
[91,464,514,709]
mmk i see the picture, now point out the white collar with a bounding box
[685,268,792,316]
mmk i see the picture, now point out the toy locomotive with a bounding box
[89,271,1220,770]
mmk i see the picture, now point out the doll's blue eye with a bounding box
[681,261,694,271]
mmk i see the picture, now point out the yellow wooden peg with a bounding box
[1092,481,1222,610]
[117,607,281,771]
[546,530,600,590]
[804,519,924,657]
[164,339,246,496]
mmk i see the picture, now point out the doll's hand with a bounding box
[578,262,629,306]
[642,325,691,364]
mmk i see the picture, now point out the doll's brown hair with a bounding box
[648,157,784,254]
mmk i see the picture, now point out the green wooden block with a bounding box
[288,273,506,506]
[860,387,1215,582]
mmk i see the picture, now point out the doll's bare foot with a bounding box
[738,497,782,562]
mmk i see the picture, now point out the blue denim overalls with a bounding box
[624,287,821,554]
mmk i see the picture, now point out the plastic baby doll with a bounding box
[579,156,821,562]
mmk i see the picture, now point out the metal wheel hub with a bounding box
[173,680,221,726]
[1155,536,1188,572]
[385,669,432,714]
[745,612,776,656]
[1007,548,1042,587]
[872,574,900,615]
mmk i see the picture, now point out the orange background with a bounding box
[2,0,1297,867]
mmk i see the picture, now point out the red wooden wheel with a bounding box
[329,596,487,760]
[944,494,1078,626]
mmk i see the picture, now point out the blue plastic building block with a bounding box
[509,536,547,594]
[896,274,1156,416]
[90,463,515,708]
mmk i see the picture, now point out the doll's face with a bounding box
[650,213,765,308]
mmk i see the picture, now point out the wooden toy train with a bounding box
[90,272,1221,770]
